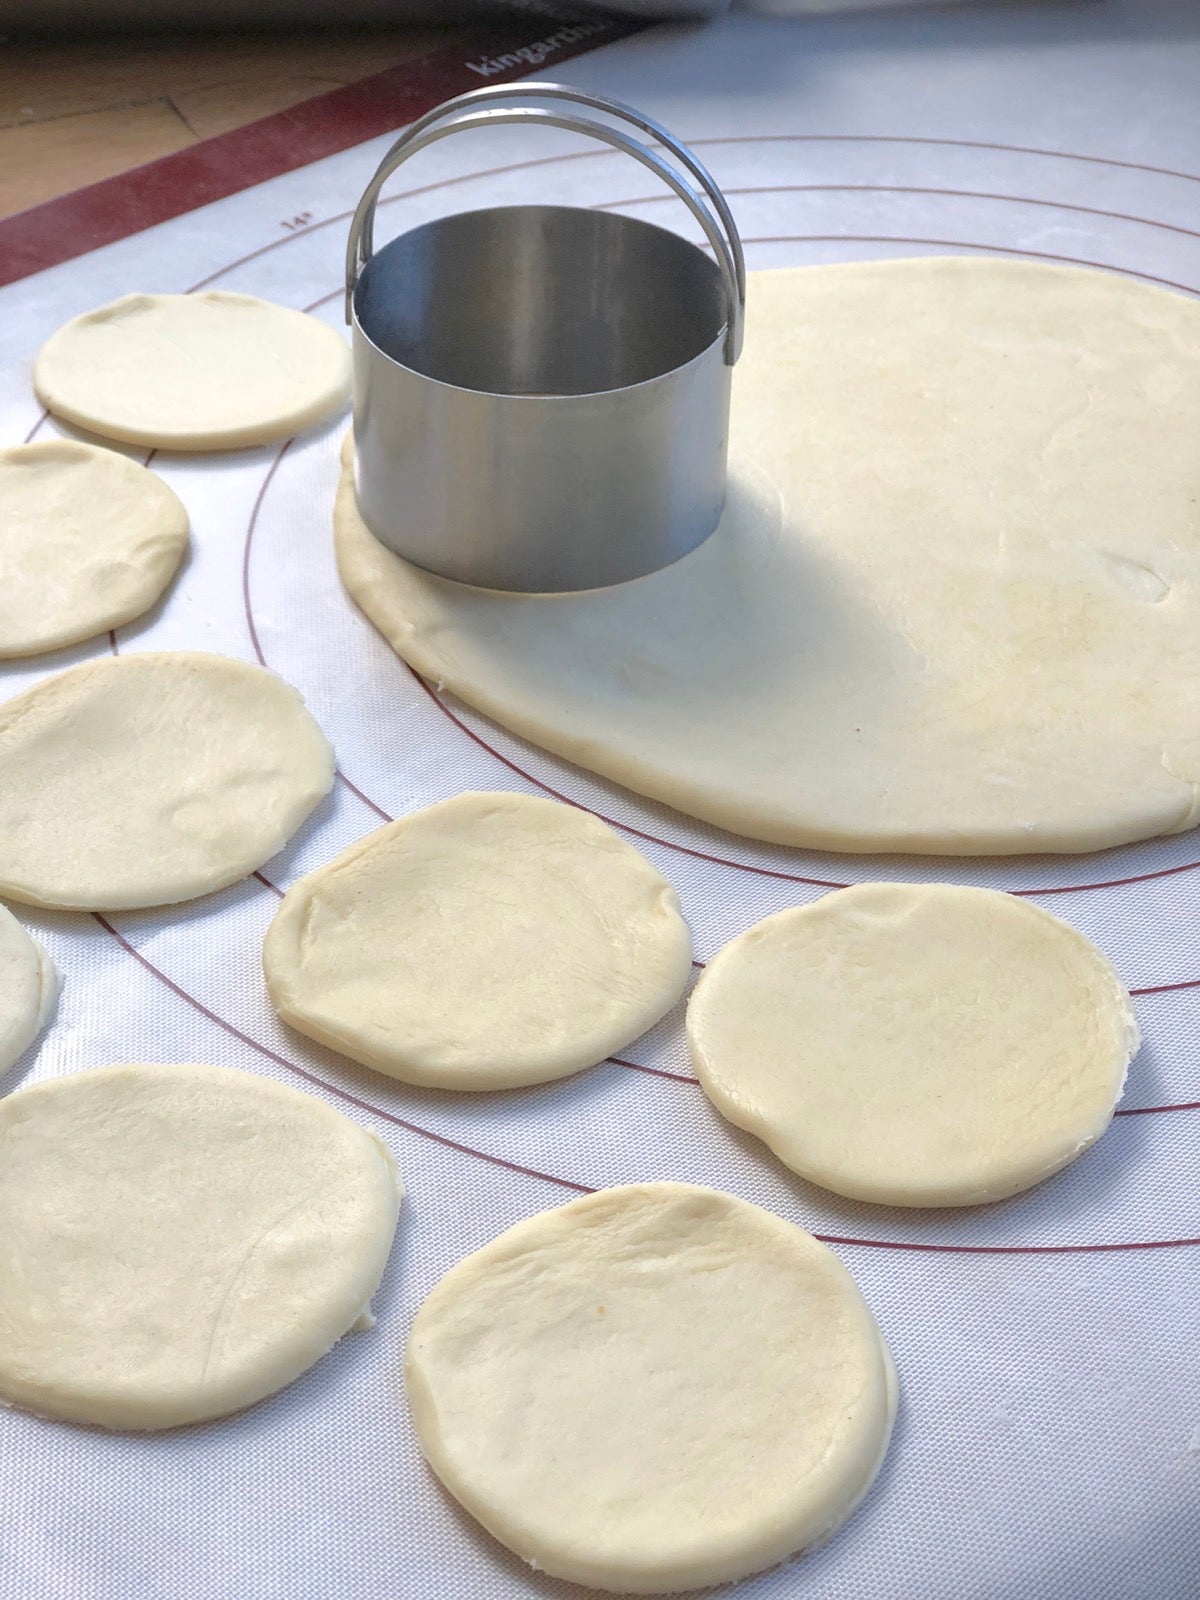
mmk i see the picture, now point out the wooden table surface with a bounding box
[0,27,459,221]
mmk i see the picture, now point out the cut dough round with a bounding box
[0,1062,400,1430]
[0,651,334,910]
[0,441,188,657]
[263,791,692,1090]
[0,903,59,1073]
[337,258,1200,855]
[34,292,351,451]
[407,1182,896,1594]
[688,884,1140,1207]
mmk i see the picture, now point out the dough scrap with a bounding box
[336,258,1200,856]
[0,903,59,1073]
[407,1183,896,1594]
[0,651,334,910]
[687,884,1139,1207]
[0,441,188,657]
[0,1062,400,1430]
[263,791,692,1090]
[34,292,350,451]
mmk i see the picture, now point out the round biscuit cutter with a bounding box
[345,82,745,593]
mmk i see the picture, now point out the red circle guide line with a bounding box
[241,415,851,891]
[1118,1100,1200,1119]
[90,912,1200,1255]
[215,878,1200,1106]
[222,863,1200,1109]
[815,1232,1200,1257]
[119,841,1200,1111]
[92,911,590,1196]
[180,129,1200,297]
[241,438,390,827]
[22,409,48,444]
[402,665,1200,900]
[742,235,1199,299]
[609,1054,697,1086]
[1132,975,1200,998]
[605,183,1200,247]
[740,133,1200,186]
[248,430,1200,906]
[614,1054,1200,1119]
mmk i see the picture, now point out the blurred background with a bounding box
[0,0,941,221]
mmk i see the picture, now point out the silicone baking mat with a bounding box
[2,4,1199,1596]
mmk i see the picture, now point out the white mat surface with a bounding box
[2,3,1199,1596]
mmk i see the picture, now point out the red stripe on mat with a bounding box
[0,16,647,290]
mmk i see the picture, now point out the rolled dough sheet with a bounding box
[406,1182,897,1595]
[263,791,693,1090]
[0,441,188,657]
[0,902,59,1073]
[0,1062,401,1431]
[336,258,1200,856]
[687,883,1139,1207]
[0,651,334,910]
[34,292,351,451]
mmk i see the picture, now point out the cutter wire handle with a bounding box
[355,81,746,313]
[344,83,745,365]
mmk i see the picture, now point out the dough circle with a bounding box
[0,903,59,1073]
[0,651,334,910]
[34,292,351,451]
[687,884,1139,1207]
[0,441,188,657]
[263,791,693,1090]
[407,1182,896,1594]
[0,1062,400,1430]
[336,258,1200,855]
